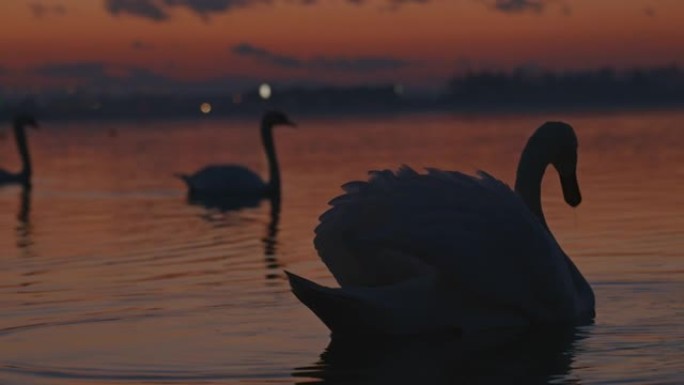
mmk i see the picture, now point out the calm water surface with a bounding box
[0,110,682,384]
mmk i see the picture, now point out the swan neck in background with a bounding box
[13,121,32,181]
[261,121,280,197]
[514,137,549,229]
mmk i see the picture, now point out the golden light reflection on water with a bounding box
[0,110,682,383]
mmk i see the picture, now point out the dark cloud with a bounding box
[105,0,170,21]
[104,0,270,21]
[101,0,588,21]
[103,0,437,21]
[35,62,108,78]
[391,0,429,5]
[232,43,303,68]
[131,40,155,50]
[480,0,573,15]
[29,2,67,18]
[286,0,431,7]
[163,0,269,15]
[232,43,410,72]
[386,0,430,8]
[484,0,545,13]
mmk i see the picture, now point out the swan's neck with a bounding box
[261,121,280,196]
[13,122,32,180]
[514,138,549,229]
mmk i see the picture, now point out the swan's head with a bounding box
[263,111,296,128]
[13,114,39,129]
[534,121,582,207]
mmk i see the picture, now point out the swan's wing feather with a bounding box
[340,180,369,194]
[315,166,578,320]
[0,169,17,183]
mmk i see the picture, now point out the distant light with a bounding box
[259,83,272,100]
[393,84,404,95]
[232,93,242,104]
[200,102,212,114]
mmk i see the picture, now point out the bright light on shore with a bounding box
[200,102,212,114]
[259,83,272,100]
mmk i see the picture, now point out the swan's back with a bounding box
[181,165,266,195]
[314,166,590,323]
[0,170,24,185]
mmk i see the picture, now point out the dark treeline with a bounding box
[0,85,406,121]
[1,65,683,121]
[444,65,684,108]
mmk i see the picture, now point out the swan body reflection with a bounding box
[294,326,586,384]
[288,122,595,335]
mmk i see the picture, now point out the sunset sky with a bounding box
[1,0,683,94]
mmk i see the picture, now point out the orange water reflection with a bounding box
[0,109,681,383]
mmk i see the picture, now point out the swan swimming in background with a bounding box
[0,114,38,188]
[176,111,295,201]
[287,121,595,335]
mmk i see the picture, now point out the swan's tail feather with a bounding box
[286,271,472,335]
[285,271,371,334]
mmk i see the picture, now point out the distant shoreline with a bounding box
[2,99,682,123]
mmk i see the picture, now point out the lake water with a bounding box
[0,109,682,384]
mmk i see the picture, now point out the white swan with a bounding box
[176,111,295,199]
[0,114,38,188]
[287,121,595,335]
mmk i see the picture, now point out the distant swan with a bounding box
[287,122,595,335]
[0,114,38,188]
[176,111,295,200]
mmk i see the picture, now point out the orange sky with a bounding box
[1,0,683,92]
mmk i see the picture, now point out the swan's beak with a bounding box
[284,120,297,128]
[560,172,582,207]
